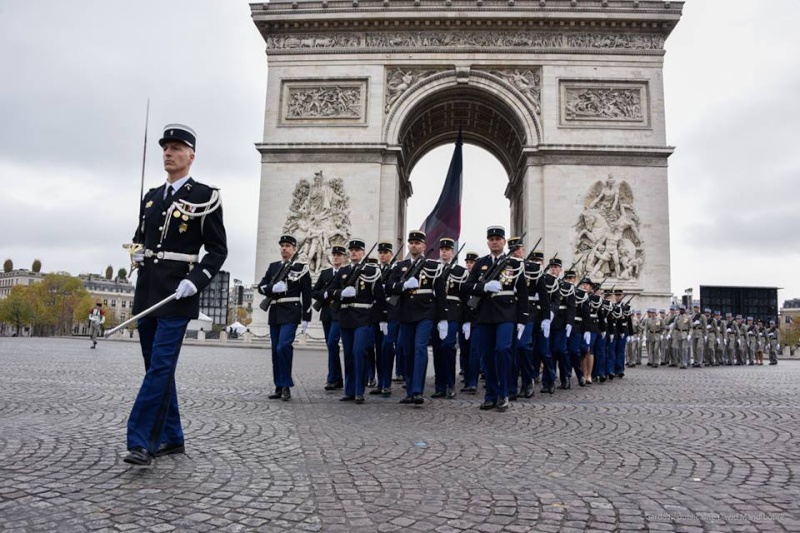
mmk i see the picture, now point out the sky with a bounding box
[0,1,798,306]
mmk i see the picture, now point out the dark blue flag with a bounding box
[420,131,463,259]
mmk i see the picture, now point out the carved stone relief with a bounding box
[266,31,666,52]
[281,79,368,125]
[384,68,439,113]
[560,80,649,128]
[486,68,542,114]
[573,174,644,282]
[283,171,352,274]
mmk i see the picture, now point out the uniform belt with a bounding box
[574,317,583,322]
[342,303,373,309]
[491,290,516,298]
[559,305,567,310]
[144,249,199,262]
[589,314,598,318]
[412,289,433,295]
[274,297,301,303]
[447,295,462,302]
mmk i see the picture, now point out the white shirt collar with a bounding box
[164,175,191,198]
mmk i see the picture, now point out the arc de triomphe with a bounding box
[249,0,683,326]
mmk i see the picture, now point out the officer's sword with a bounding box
[104,293,178,337]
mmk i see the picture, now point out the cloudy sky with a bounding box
[1,1,798,305]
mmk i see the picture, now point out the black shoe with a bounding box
[399,397,413,404]
[496,397,510,412]
[354,395,365,404]
[769,361,778,365]
[599,376,607,383]
[324,382,337,391]
[479,400,497,410]
[155,443,185,458]
[522,385,534,398]
[393,375,405,382]
[90,344,96,349]
[578,377,586,387]
[412,394,424,405]
[281,388,291,401]
[508,392,518,401]
[680,365,687,369]
[431,391,446,399]
[462,386,477,394]
[333,381,344,389]
[268,388,284,400]
[533,376,542,384]
[340,395,355,402]
[123,447,153,466]
[541,385,555,395]
[366,380,377,388]
[368,388,383,395]
[608,375,614,381]
[381,388,392,397]
[565,379,572,389]
[617,373,624,379]
[446,387,456,399]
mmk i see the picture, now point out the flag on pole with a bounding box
[419,130,463,259]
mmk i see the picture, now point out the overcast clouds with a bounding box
[1,1,798,305]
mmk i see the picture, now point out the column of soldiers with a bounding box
[256,229,782,407]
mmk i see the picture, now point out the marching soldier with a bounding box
[125,124,228,466]
[626,310,642,367]
[509,240,543,398]
[755,319,766,365]
[258,234,312,401]
[538,258,562,392]
[689,304,706,367]
[766,319,780,365]
[88,303,105,349]
[668,305,692,369]
[556,269,579,389]
[733,315,746,365]
[663,306,677,366]
[431,238,468,399]
[578,277,598,384]
[375,241,398,396]
[702,308,716,366]
[464,226,528,411]
[721,312,735,365]
[744,316,756,365]
[330,238,384,403]
[386,230,448,405]
[461,251,482,394]
[592,287,612,382]
[312,245,347,391]
[644,308,665,367]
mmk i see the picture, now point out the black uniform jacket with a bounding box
[132,179,227,318]
[312,266,341,323]
[258,261,312,326]
[572,290,592,334]
[464,254,528,325]
[385,257,447,323]
[442,264,469,323]
[330,263,385,329]
[525,262,550,325]
[378,264,401,322]
[552,281,577,330]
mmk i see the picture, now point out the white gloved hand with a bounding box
[437,320,448,340]
[517,323,525,340]
[610,334,615,342]
[777,344,781,352]
[541,319,551,339]
[667,334,671,341]
[323,291,329,300]
[484,280,502,293]
[175,279,197,299]
[403,277,419,290]
[566,324,572,338]
[704,336,708,342]
[132,250,144,263]
[687,333,692,341]
[301,320,308,334]
[584,332,591,345]
[341,286,357,298]
[717,338,721,345]
[601,331,606,339]
[379,321,388,335]
[272,281,288,293]
[462,322,471,340]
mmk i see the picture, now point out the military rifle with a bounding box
[380,247,404,283]
[466,231,526,310]
[259,239,307,313]
[312,242,379,312]
[523,236,543,261]
[329,242,379,313]
[440,242,467,282]
[387,247,435,308]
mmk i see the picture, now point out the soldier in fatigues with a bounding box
[644,308,665,367]
[663,306,677,366]
[125,124,228,466]
[668,305,692,369]
[312,245,347,391]
[258,234,312,401]
[465,226,528,411]
[744,317,756,365]
[689,304,706,367]
[766,320,780,365]
[721,312,735,365]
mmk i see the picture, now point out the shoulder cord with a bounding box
[448,269,469,284]
[420,262,444,279]
[286,263,310,281]
[159,190,222,242]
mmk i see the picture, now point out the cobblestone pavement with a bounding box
[1,338,798,533]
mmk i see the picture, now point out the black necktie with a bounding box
[166,185,175,204]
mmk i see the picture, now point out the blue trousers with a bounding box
[515,322,534,390]
[567,331,585,382]
[400,320,433,396]
[465,325,483,388]
[341,325,371,397]
[379,320,399,389]
[458,329,469,375]
[479,322,514,402]
[615,333,627,374]
[322,320,342,384]
[592,333,606,379]
[432,321,459,392]
[371,322,384,385]
[606,335,617,377]
[270,323,298,388]
[127,317,189,454]
[537,329,555,389]
[551,328,569,386]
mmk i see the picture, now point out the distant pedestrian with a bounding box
[88,303,105,348]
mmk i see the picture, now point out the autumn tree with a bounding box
[0,285,35,336]
[29,274,88,336]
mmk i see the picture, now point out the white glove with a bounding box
[610,334,615,342]
[583,332,591,345]
[693,320,700,326]
[341,286,357,298]
[484,280,502,293]
[132,250,144,263]
[704,336,708,342]
[437,320,448,340]
[541,319,551,339]
[379,321,388,335]
[175,279,197,299]
[462,322,471,340]
[777,344,781,352]
[717,338,721,345]
[687,333,692,341]
[272,281,288,293]
[727,328,732,333]
[323,291,329,300]
[517,323,525,340]
[566,324,572,338]
[301,320,308,334]
[601,331,606,339]
[403,277,419,290]
[666,334,671,340]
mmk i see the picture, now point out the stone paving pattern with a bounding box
[1,338,798,532]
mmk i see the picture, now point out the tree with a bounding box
[28,274,88,336]
[117,267,127,281]
[105,265,113,280]
[3,259,12,273]
[31,259,42,273]
[0,285,35,336]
